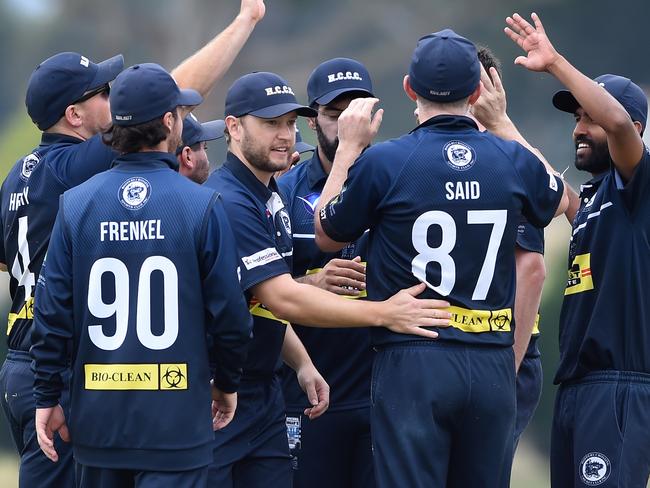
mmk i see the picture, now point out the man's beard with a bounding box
[241,133,290,173]
[574,135,610,174]
[315,120,339,163]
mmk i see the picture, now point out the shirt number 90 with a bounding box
[87,256,178,351]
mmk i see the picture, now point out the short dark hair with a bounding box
[103,111,177,154]
[476,45,503,81]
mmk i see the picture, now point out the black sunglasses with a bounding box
[73,83,110,104]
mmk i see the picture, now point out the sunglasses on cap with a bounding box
[73,83,111,104]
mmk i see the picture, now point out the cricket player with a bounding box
[315,29,568,487]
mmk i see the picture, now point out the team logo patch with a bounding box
[119,177,151,210]
[443,141,476,171]
[297,192,321,214]
[579,452,611,486]
[279,208,292,236]
[20,153,40,181]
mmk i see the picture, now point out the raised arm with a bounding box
[505,12,644,181]
[172,0,265,117]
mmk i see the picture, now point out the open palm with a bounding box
[505,13,559,72]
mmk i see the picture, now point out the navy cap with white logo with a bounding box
[225,72,316,118]
[307,58,374,107]
[295,126,315,154]
[110,63,203,126]
[181,114,225,149]
[408,29,480,103]
[25,51,124,130]
[553,74,648,131]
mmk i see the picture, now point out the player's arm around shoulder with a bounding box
[252,273,450,338]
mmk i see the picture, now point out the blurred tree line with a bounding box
[0,0,647,460]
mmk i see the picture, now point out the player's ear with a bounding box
[179,147,194,170]
[63,105,83,128]
[403,75,418,102]
[307,116,317,131]
[225,115,242,142]
[467,83,482,106]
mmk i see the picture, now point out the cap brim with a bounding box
[200,119,226,141]
[178,88,203,107]
[249,103,317,118]
[295,141,315,154]
[552,90,580,114]
[313,87,373,107]
[90,54,125,89]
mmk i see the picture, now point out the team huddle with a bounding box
[0,1,648,487]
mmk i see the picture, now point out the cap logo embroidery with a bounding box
[327,71,363,83]
[430,89,451,96]
[265,85,295,96]
[115,115,133,121]
[80,56,90,68]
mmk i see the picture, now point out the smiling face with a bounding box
[573,107,611,175]
[234,112,297,173]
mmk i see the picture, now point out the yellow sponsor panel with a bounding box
[160,363,188,390]
[532,314,541,335]
[447,306,512,333]
[565,253,594,296]
[7,296,34,336]
[85,364,159,390]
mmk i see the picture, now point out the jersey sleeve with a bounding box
[511,143,565,228]
[199,194,253,393]
[515,219,545,255]
[31,196,74,408]
[53,134,117,189]
[319,146,391,243]
[223,192,291,292]
[616,144,650,211]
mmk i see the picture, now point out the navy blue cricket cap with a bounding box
[225,72,316,118]
[25,51,124,130]
[181,114,225,147]
[307,57,374,107]
[553,74,648,131]
[408,29,480,103]
[295,126,315,154]
[110,63,202,126]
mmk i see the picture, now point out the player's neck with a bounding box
[317,146,333,175]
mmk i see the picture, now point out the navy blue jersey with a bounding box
[0,133,116,351]
[278,152,373,412]
[320,115,564,347]
[31,152,252,471]
[516,220,544,358]
[555,147,650,383]
[204,153,292,378]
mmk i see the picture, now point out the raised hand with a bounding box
[337,97,383,154]
[471,64,508,131]
[239,0,265,24]
[504,13,560,72]
[312,256,366,296]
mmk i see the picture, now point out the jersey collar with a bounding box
[224,152,280,203]
[40,132,85,146]
[112,151,179,171]
[410,114,479,133]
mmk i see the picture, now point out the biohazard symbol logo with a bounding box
[160,364,187,390]
[492,313,509,330]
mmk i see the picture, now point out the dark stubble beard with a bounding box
[240,132,291,173]
[315,120,339,163]
[574,135,611,175]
